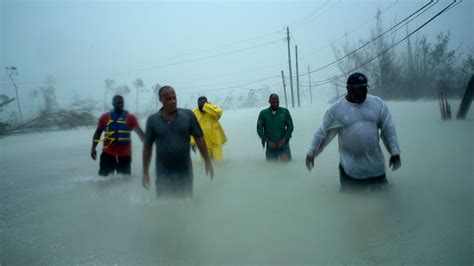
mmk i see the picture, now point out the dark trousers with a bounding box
[155,175,193,199]
[339,165,387,192]
[155,162,194,198]
[265,146,292,161]
[99,152,132,176]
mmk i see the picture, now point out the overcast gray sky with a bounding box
[1,0,472,114]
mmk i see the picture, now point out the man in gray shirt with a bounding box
[305,73,401,191]
[143,86,213,198]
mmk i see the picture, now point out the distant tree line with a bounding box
[183,86,273,111]
[0,76,98,136]
[332,10,473,100]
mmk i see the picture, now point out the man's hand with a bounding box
[205,160,214,180]
[91,148,97,160]
[194,136,214,180]
[142,173,150,190]
[389,155,401,171]
[305,154,315,172]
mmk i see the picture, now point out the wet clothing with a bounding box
[144,108,203,197]
[155,169,194,198]
[99,152,131,176]
[96,110,140,157]
[265,146,292,161]
[257,107,294,148]
[307,95,400,179]
[191,102,227,160]
[339,165,387,192]
[257,107,294,160]
[95,110,140,176]
[106,110,132,144]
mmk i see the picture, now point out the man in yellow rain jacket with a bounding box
[191,96,227,160]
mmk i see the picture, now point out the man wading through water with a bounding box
[142,86,213,198]
[91,95,144,177]
[306,73,401,191]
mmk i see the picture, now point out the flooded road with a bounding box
[1,101,472,265]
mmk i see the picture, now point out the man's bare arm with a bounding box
[194,136,214,179]
[142,147,152,189]
[91,128,103,160]
[134,126,145,142]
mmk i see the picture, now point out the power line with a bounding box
[177,75,281,95]
[5,0,460,102]
[291,0,333,31]
[107,38,284,77]
[0,60,289,94]
[97,1,370,82]
[302,0,401,58]
[129,29,285,70]
[173,61,288,89]
[0,1,404,94]
[308,0,459,87]
[157,30,285,62]
[294,0,400,78]
[178,73,284,91]
[301,0,437,77]
[2,28,285,86]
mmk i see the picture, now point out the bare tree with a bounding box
[114,85,131,95]
[69,94,98,113]
[333,10,466,100]
[38,76,60,115]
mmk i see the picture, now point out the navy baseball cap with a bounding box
[347,72,369,88]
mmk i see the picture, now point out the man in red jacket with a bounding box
[91,95,144,176]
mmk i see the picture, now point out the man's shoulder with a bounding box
[335,96,348,104]
[146,112,160,122]
[178,108,198,122]
[367,94,384,102]
[125,112,138,120]
[366,94,386,108]
[99,112,110,120]
[259,107,270,114]
[178,108,194,116]
[279,107,291,114]
[328,96,346,111]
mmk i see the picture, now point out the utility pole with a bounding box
[286,27,294,108]
[281,70,288,108]
[5,66,23,124]
[307,66,313,104]
[295,45,300,107]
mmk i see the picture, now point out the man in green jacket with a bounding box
[257,93,294,161]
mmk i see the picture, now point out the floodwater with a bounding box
[1,101,473,265]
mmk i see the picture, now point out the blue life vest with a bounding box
[103,110,131,145]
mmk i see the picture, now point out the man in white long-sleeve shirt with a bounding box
[305,72,401,191]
